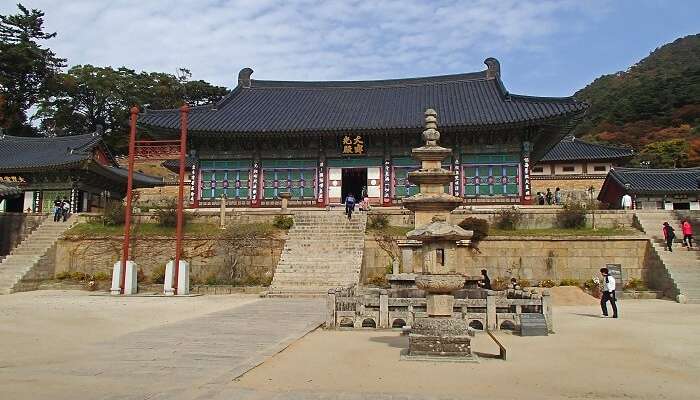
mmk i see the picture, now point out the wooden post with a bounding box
[486,290,497,331]
[326,289,336,329]
[120,106,139,294]
[173,104,189,294]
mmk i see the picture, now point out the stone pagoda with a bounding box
[402,109,476,360]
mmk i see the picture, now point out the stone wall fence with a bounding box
[0,212,46,257]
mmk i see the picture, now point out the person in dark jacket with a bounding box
[344,193,356,220]
[545,188,553,205]
[478,269,492,290]
[53,198,63,222]
[662,222,675,252]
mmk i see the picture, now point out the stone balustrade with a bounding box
[326,287,552,333]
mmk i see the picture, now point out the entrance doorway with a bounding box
[341,168,367,202]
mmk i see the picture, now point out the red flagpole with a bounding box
[120,106,139,294]
[173,104,189,294]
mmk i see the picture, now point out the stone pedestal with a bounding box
[111,261,137,295]
[407,316,475,360]
[164,260,190,295]
[426,294,454,316]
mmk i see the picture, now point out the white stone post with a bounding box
[111,261,137,295]
[326,289,336,329]
[379,289,389,328]
[486,291,497,331]
[164,260,190,296]
[219,194,226,229]
[542,289,553,333]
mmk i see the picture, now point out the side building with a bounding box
[0,133,163,213]
[138,58,587,208]
[598,167,700,210]
[531,136,633,202]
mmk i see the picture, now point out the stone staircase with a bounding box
[0,217,76,294]
[635,211,700,303]
[268,210,367,297]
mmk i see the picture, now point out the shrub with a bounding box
[367,214,390,230]
[559,278,581,287]
[458,217,489,246]
[556,202,587,229]
[517,278,531,288]
[151,265,166,284]
[136,268,148,284]
[55,271,71,280]
[495,208,522,230]
[93,271,111,281]
[491,277,509,291]
[624,278,647,290]
[366,272,389,288]
[153,198,193,227]
[538,279,556,288]
[272,215,294,230]
[102,201,125,226]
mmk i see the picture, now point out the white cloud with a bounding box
[3,0,605,88]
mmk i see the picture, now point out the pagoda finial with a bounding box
[422,108,440,145]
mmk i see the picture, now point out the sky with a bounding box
[2,0,699,97]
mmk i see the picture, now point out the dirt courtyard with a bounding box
[231,299,700,400]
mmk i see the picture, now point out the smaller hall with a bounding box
[138,58,588,208]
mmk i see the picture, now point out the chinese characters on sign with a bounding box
[342,135,364,155]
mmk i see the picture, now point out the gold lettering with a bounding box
[342,136,352,145]
[353,143,364,154]
[343,145,354,154]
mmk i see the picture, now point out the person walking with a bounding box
[599,268,618,318]
[61,196,71,222]
[478,269,492,290]
[554,187,562,205]
[53,198,63,222]
[681,218,694,251]
[621,193,633,210]
[662,222,675,252]
[344,193,356,220]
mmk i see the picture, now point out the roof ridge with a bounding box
[574,138,634,151]
[249,76,492,91]
[613,167,700,172]
[249,71,488,89]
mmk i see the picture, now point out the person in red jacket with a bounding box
[681,219,694,251]
[662,222,676,252]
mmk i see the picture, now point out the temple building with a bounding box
[0,133,162,213]
[598,167,700,210]
[531,136,634,201]
[138,58,587,208]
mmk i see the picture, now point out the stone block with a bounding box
[427,294,455,316]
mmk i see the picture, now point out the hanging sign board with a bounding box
[341,135,365,155]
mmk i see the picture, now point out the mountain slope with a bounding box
[573,34,700,167]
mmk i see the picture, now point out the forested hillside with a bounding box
[573,34,700,167]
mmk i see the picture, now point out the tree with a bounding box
[634,139,690,168]
[36,64,227,150]
[0,3,65,136]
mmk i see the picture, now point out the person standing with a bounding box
[554,187,562,205]
[545,188,553,205]
[53,198,63,222]
[681,219,694,251]
[537,192,545,205]
[620,193,633,210]
[599,268,618,318]
[61,196,71,222]
[344,193,356,220]
[662,222,675,252]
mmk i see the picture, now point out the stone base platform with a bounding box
[408,333,474,358]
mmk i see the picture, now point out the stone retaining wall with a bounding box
[362,235,654,286]
[55,235,285,284]
[0,212,46,257]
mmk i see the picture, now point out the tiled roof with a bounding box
[161,157,196,173]
[101,166,164,187]
[606,167,700,195]
[139,59,587,135]
[0,183,21,198]
[0,134,102,172]
[540,136,634,162]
